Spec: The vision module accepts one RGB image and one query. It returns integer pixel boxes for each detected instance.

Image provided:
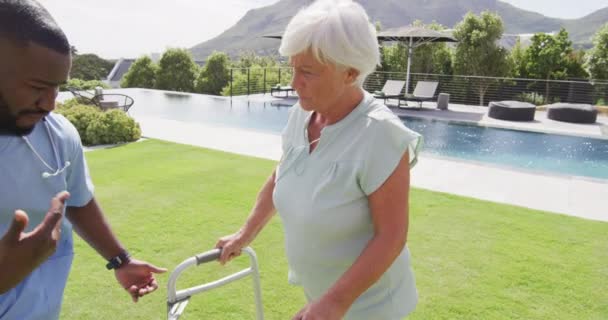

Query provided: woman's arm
[216,170,277,264]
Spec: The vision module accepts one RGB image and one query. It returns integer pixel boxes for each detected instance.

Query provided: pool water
[98,89,608,180]
[402,117,608,180]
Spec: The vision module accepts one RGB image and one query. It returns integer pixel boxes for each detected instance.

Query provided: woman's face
[290,50,353,113]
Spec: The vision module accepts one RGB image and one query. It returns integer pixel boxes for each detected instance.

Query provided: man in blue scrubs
[0,1,166,318]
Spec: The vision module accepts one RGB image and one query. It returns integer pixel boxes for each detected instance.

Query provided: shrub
[57,104,100,137]
[56,103,141,146]
[85,110,141,146]
[57,98,87,109]
[515,92,545,105]
[60,78,110,91]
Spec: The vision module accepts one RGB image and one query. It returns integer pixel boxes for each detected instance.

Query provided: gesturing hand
[0,191,70,293]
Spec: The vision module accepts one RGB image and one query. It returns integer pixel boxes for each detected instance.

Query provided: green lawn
[61,140,608,319]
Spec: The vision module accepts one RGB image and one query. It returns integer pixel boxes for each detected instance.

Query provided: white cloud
[37,0,279,59]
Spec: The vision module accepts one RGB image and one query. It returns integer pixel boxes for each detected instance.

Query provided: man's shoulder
[46,112,81,143]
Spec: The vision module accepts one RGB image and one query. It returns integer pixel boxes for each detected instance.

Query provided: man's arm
[66,198,166,302]
[66,198,124,260]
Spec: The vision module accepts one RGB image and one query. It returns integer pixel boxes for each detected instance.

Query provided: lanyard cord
[21,118,62,173]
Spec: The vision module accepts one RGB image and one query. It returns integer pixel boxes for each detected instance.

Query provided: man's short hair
[0,0,70,55]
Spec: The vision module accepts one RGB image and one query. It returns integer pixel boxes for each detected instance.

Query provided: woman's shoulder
[281,103,310,142]
[362,99,406,130]
[359,97,421,143]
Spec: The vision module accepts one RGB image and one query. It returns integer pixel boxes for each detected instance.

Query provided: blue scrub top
[0,113,94,319]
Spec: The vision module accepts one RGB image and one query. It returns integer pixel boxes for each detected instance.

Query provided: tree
[380,43,409,73]
[70,53,115,81]
[432,43,453,76]
[585,23,608,80]
[60,79,109,91]
[121,56,157,89]
[233,50,278,69]
[566,50,589,79]
[453,12,510,106]
[413,22,453,75]
[155,48,198,92]
[509,37,526,78]
[196,51,231,95]
[374,21,382,33]
[378,21,453,75]
[523,28,575,102]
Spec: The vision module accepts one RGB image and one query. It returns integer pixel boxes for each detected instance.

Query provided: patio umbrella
[263,26,457,94]
[377,26,457,94]
[262,33,283,40]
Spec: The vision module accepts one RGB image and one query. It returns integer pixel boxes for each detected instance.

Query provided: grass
[61,140,608,319]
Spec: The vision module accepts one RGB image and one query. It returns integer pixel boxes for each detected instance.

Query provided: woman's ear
[345,68,360,85]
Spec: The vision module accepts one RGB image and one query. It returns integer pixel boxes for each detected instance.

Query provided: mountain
[562,7,608,47]
[190,0,608,60]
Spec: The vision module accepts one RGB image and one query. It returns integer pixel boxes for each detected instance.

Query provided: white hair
[279,0,380,87]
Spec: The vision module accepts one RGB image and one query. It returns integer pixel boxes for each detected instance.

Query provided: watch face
[107,252,131,269]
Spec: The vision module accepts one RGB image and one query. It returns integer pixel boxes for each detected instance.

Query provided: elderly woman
[216,0,422,319]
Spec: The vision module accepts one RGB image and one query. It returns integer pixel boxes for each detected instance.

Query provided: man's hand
[114,259,167,302]
[0,191,70,293]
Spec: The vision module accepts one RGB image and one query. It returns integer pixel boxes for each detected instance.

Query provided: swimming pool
[403,118,608,180]
[109,89,608,180]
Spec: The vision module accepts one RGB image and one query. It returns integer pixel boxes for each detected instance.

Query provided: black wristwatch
[106,251,131,270]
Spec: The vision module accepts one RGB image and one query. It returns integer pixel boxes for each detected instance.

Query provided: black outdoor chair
[67,87,135,113]
[270,85,295,98]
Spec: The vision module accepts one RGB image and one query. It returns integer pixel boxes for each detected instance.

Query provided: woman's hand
[292,296,348,320]
[215,170,277,265]
[215,230,251,265]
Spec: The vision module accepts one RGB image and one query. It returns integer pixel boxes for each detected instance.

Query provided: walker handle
[195,248,221,265]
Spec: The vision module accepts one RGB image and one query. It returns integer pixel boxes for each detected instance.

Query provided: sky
[37,0,607,60]
[37,0,279,59]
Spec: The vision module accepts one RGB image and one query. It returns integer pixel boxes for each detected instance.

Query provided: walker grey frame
[167,247,264,320]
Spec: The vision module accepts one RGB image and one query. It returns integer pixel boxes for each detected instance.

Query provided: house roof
[107,58,135,82]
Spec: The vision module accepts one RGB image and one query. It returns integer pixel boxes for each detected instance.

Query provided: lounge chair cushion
[547,103,597,124]
[488,101,536,121]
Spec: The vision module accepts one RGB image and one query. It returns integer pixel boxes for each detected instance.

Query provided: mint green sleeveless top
[273,92,422,319]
